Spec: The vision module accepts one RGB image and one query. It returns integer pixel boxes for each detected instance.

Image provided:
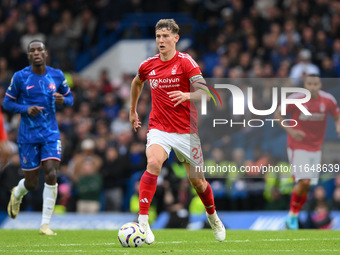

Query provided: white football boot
[138,215,155,244]
[40,224,57,236]
[206,211,226,242]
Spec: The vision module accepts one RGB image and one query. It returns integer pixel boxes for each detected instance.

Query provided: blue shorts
[18,140,62,171]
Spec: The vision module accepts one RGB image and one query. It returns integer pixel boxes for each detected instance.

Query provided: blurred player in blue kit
[3,40,73,235]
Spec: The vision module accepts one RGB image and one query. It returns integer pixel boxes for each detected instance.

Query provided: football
[118,222,146,247]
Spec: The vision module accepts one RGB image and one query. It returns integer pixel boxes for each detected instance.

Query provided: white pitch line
[2,237,340,249]
[0,250,86,253]
[261,238,340,242]
[1,249,338,254]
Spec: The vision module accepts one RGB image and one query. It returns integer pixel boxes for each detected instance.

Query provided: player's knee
[189,178,206,193]
[45,169,58,184]
[24,178,39,190]
[146,157,162,175]
[299,179,311,191]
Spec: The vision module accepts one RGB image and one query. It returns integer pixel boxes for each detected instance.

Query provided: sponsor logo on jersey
[48,83,56,91]
[320,103,325,112]
[149,79,159,89]
[149,70,156,76]
[299,112,325,121]
[26,85,35,90]
[149,78,180,89]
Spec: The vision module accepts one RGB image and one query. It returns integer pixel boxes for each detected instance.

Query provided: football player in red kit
[275,74,340,229]
[0,107,11,170]
[129,19,225,243]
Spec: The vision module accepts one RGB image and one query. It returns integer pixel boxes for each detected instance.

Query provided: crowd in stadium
[1,0,340,228]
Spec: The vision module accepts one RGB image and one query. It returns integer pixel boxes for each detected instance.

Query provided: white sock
[41,183,58,226]
[138,214,148,223]
[14,179,28,199]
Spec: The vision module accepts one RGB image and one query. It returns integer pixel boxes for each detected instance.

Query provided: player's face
[156,28,179,55]
[304,76,322,98]
[27,42,48,67]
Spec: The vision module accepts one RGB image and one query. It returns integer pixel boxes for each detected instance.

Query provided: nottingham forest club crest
[171,65,178,75]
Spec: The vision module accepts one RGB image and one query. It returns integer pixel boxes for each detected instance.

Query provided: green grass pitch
[0,229,339,255]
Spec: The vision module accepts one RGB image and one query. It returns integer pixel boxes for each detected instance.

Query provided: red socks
[289,191,308,214]
[139,171,216,215]
[196,182,216,215]
[139,171,158,215]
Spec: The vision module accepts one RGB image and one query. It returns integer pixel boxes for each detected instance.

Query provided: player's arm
[191,78,212,101]
[168,77,211,107]
[53,91,73,106]
[274,107,305,141]
[3,75,29,114]
[4,74,44,116]
[54,75,74,106]
[333,114,340,138]
[129,75,145,132]
[4,95,44,116]
[4,93,44,117]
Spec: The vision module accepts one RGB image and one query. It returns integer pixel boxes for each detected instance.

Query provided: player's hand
[289,129,306,141]
[129,111,141,132]
[336,124,340,138]
[168,91,190,107]
[53,93,65,105]
[27,106,44,116]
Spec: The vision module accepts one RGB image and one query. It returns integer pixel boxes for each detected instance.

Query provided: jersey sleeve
[57,70,71,96]
[182,54,202,83]
[56,70,73,107]
[5,73,20,100]
[327,94,340,118]
[3,72,29,114]
[138,61,147,82]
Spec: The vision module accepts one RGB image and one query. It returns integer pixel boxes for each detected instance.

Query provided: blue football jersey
[4,66,73,144]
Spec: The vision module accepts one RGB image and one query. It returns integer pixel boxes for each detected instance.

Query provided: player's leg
[8,143,40,219]
[39,141,61,235]
[286,179,310,229]
[173,133,225,241]
[185,163,226,241]
[40,159,59,235]
[139,138,169,244]
[286,149,320,229]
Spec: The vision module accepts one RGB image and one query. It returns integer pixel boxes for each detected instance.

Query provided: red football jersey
[0,108,7,141]
[286,90,340,151]
[138,51,202,134]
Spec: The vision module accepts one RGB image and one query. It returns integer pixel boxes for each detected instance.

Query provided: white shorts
[287,148,321,185]
[146,129,203,169]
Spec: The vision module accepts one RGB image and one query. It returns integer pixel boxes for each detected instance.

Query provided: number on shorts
[192,145,202,160]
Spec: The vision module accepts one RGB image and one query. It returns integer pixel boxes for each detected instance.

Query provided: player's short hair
[304,74,321,85]
[155,19,180,34]
[27,40,46,52]
[306,74,320,78]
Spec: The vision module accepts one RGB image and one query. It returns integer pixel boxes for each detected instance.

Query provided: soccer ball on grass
[118,222,146,247]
